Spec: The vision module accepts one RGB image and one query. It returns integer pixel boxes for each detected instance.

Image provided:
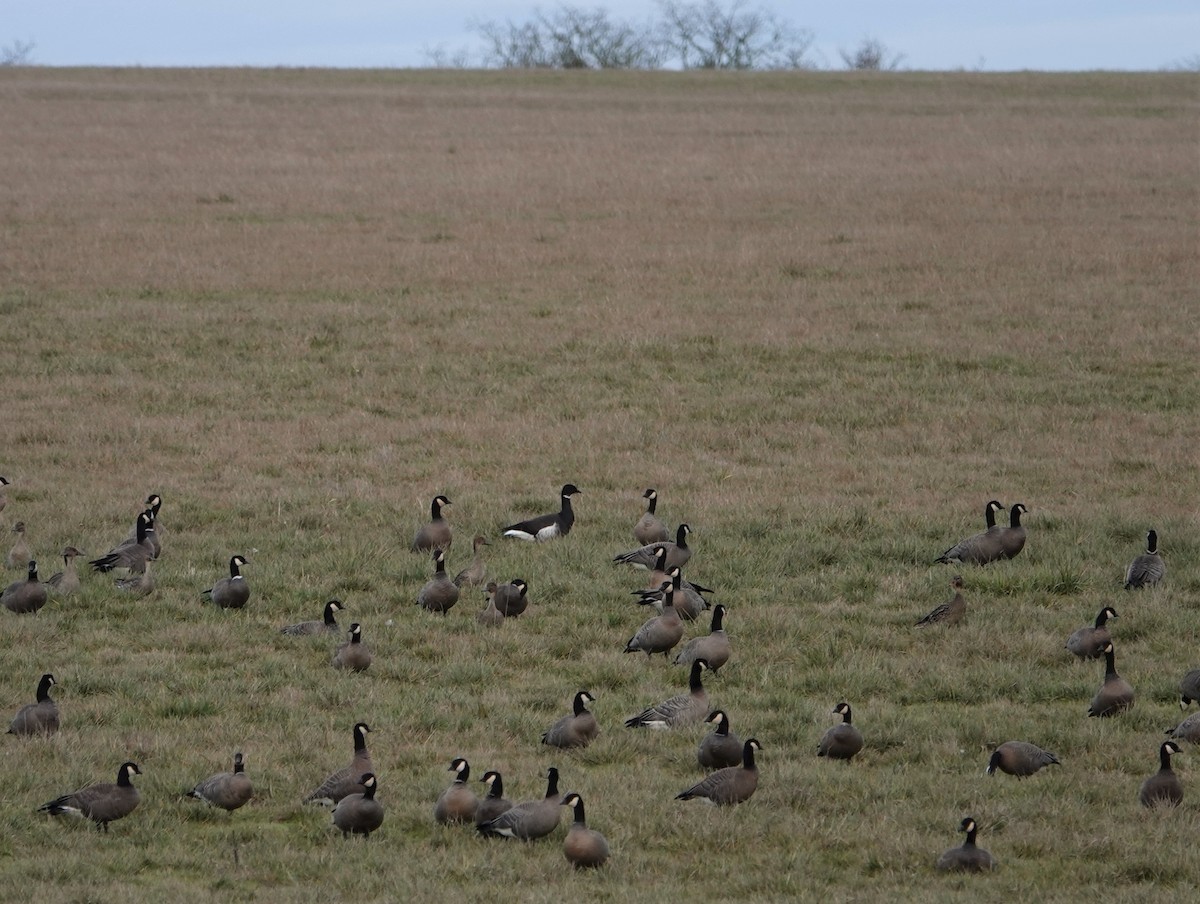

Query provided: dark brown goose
[1139,741,1184,808]
[1125,529,1165,589]
[614,523,692,570]
[1087,642,1134,717]
[39,761,141,832]
[493,578,529,617]
[935,817,997,872]
[1065,606,1118,660]
[90,511,155,574]
[186,752,253,812]
[624,581,684,658]
[416,549,459,614]
[915,575,966,627]
[453,535,490,588]
[477,766,562,839]
[203,555,250,609]
[281,599,344,636]
[503,484,581,542]
[935,500,1005,565]
[561,793,609,868]
[45,546,84,596]
[633,488,670,546]
[333,772,385,838]
[475,770,512,827]
[412,495,452,554]
[332,623,372,672]
[817,702,864,761]
[986,741,1060,778]
[304,722,372,805]
[1178,669,1200,709]
[996,503,1028,560]
[6,521,30,570]
[2,560,48,614]
[434,757,479,824]
[625,659,708,729]
[697,709,743,769]
[674,604,730,674]
[542,691,600,749]
[677,738,762,805]
[8,673,59,736]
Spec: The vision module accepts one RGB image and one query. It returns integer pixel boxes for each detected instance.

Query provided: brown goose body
[477,767,562,840]
[475,770,512,827]
[1139,742,1184,808]
[412,495,452,554]
[561,793,609,868]
[126,494,164,559]
[333,772,385,838]
[2,560,48,614]
[477,584,505,626]
[90,512,155,574]
[633,488,670,546]
[45,546,84,596]
[677,738,761,805]
[8,673,59,736]
[187,752,253,812]
[203,555,250,609]
[986,741,1060,778]
[935,817,996,872]
[697,709,743,769]
[614,523,692,570]
[637,566,709,621]
[542,691,599,749]
[915,576,966,627]
[818,702,864,761]
[624,582,684,658]
[281,599,344,636]
[115,558,155,596]
[434,757,480,825]
[1088,643,1134,717]
[1065,606,1118,660]
[1125,529,1165,589]
[332,623,372,672]
[935,501,1006,565]
[305,722,372,805]
[6,521,30,569]
[452,535,490,588]
[674,604,730,673]
[625,659,709,729]
[995,503,1028,560]
[417,550,459,614]
[1166,712,1200,743]
[493,578,529,617]
[39,761,142,832]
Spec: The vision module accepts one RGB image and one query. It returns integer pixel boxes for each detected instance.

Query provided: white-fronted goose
[412,495,452,553]
[3,560,48,614]
[935,501,1005,565]
[697,710,743,769]
[986,741,1060,778]
[417,549,459,614]
[475,770,512,828]
[915,576,966,628]
[503,484,581,542]
[1125,529,1165,589]
[1065,606,1118,660]
[45,546,85,596]
[304,722,372,805]
[281,600,344,636]
[333,772,385,838]
[674,604,730,674]
[493,578,529,617]
[434,757,479,825]
[1139,741,1184,808]
[477,767,562,839]
[477,584,505,627]
[39,761,141,832]
[633,488,670,546]
[561,793,609,868]
[115,558,155,596]
[332,623,372,672]
[6,521,30,570]
[625,659,708,729]
[202,555,250,609]
[625,581,684,658]
[614,523,692,570]
[677,738,762,805]
[542,691,599,749]
[453,535,490,588]
[8,673,59,736]
[817,702,864,761]
[186,752,253,812]
[935,817,997,872]
[90,511,155,574]
[1088,642,1134,717]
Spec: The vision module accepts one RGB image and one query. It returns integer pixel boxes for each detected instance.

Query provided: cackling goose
[477,766,563,840]
[697,710,743,769]
[493,578,529,618]
[676,738,762,805]
[8,673,59,736]
[625,659,709,729]
[39,761,141,832]
[674,604,730,674]
[935,817,997,872]
[986,741,1060,778]
[1139,741,1184,808]
[305,722,372,805]
[624,581,684,658]
[412,495,452,554]
[561,793,610,868]
[186,752,253,812]
[332,772,385,838]
[817,702,864,761]
[614,523,692,570]
[332,623,372,672]
[281,599,344,636]
[202,555,250,609]
[633,488,670,546]
[1125,529,1165,589]
[2,560,48,614]
[416,549,459,614]
[1087,642,1134,717]
[935,501,1005,565]
[541,691,599,749]
[90,511,155,574]
[1065,606,1118,660]
[475,770,512,828]
[434,757,479,824]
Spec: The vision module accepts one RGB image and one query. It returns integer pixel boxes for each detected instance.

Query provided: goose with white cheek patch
[503,484,581,542]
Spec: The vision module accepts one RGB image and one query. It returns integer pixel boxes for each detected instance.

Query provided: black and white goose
[477,767,563,840]
[676,738,762,806]
[186,752,253,812]
[39,761,142,832]
[202,555,250,609]
[412,495,453,553]
[935,500,1005,565]
[333,772,385,838]
[434,757,479,825]
[281,600,344,636]
[625,659,709,729]
[614,523,692,570]
[503,484,581,542]
[2,560,48,614]
[8,673,60,736]
[1125,529,1165,589]
[633,488,670,546]
[90,511,155,574]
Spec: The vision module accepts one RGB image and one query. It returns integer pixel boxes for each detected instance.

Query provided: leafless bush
[0,39,35,66]
[839,37,904,71]
[473,6,663,69]
[655,0,814,69]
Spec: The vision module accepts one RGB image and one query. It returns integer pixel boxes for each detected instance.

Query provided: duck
[676,738,762,805]
[697,710,743,769]
[624,581,684,658]
[7,673,59,736]
[915,575,966,627]
[1177,669,1200,709]
[475,770,513,828]
[202,555,250,609]
[115,558,155,596]
[996,503,1028,560]
[477,766,563,839]
[503,484,581,542]
[6,521,31,570]
[1065,606,1118,660]
[935,500,1006,565]
[280,599,344,636]
[561,793,609,868]
[476,584,505,627]
[45,546,85,596]
[817,702,864,761]
[416,549,459,614]
[614,523,692,570]
[625,659,709,729]
[90,511,155,574]
[935,817,997,872]
[332,623,372,672]
[434,757,479,825]
[633,488,670,546]
[304,722,372,805]
[1165,712,1200,744]
[1139,741,1184,808]
[2,560,48,614]
[452,535,490,588]
[493,578,529,617]
[39,761,142,833]
[332,772,384,839]
[542,691,600,749]
[1087,642,1134,717]
[1125,529,1165,589]
[186,752,253,812]
[674,604,731,674]
[985,741,1060,778]
[412,495,452,554]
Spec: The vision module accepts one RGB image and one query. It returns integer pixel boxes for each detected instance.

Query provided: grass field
[0,67,1197,902]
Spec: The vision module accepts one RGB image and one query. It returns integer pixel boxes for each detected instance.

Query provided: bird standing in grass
[45,546,85,596]
[633,488,670,546]
[676,738,762,805]
[333,772,384,838]
[935,501,1005,565]
[541,691,599,749]
[817,702,864,761]
[935,817,997,872]
[985,741,1060,778]
[186,752,253,812]
[625,659,709,729]
[305,723,372,805]
[1087,642,1134,717]
[561,793,609,868]
[1139,741,1184,808]
[417,549,459,614]
[915,576,966,628]
[2,560,48,614]
[281,600,344,636]
[434,757,479,825]
[412,495,452,553]
[202,555,250,609]
[453,535,490,589]
[614,523,692,570]
[624,581,684,659]
[697,710,743,769]
[39,761,142,833]
[1125,529,1165,589]
[477,766,563,840]
[90,511,155,574]
[6,521,31,570]
[503,484,581,542]
[332,623,372,672]
[475,771,512,828]
[1065,606,1118,660]
[674,604,730,673]
[8,673,59,736]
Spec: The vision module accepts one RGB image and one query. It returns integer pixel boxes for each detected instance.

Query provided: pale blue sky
[5,1,1198,70]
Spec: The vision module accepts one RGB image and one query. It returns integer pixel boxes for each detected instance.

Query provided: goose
[1065,606,1118,660]
[542,691,600,749]
[3,560,48,614]
[434,757,479,824]
[304,722,372,805]
[186,752,253,812]
[280,600,344,636]
[561,793,609,868]
[114,558,155,596]
[6,521,30,570]
[985,741,1060,778]
[1087,642,1134,717]
[697,710,743,769]
[39,761,142,832]
[202,555,250,609]
[1139,741,1184,808]
[1125,529,1165,589]
[614,523,692,570]
[996,503,1028,560]
[636,566,709,621]
[8,673,59,736]
[915,575,966,628]
[333,772,384,838]
[676,738,762,805]
[90,511,155,574]
[477,584,505,627]
[935,817,997,872]
[625,659,709,729]
[633,488,670,546]
[412,495,452,554]
[332,623,372,672]
[935,500,1005,565]
[674,604,730,674]
[624,581,684,658]
[45,546,85,596]
[452,535,490,588]
[416,549,459,614]
[503,484,581,542]
[475,770,512,828]
[0,476,8,515]
[817,702,864,761]
[493,578,529,617]
[1177,669,1200,709]
[477,766,562,840]
[1165,712,1200,744]
[126,494,164,559]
